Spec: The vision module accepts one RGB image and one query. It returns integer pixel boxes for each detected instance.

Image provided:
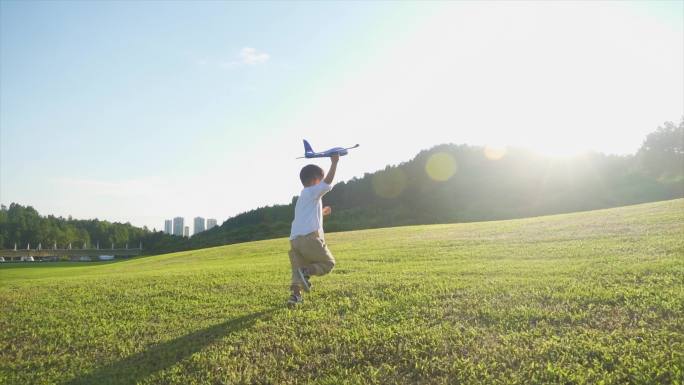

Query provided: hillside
[1,199,682,384]
[3,122,682,255]
[189,142,683,250]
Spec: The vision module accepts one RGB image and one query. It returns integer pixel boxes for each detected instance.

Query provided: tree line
[0,204,186,252]
[189,119,683,244]
[1,120,682,254]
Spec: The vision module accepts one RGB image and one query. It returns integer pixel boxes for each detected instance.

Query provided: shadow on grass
[65,308,277,385]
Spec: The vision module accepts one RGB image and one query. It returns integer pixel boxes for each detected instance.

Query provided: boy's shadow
[65,308,278,385]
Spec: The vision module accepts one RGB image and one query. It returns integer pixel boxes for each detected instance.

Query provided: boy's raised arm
[323,154,339,185]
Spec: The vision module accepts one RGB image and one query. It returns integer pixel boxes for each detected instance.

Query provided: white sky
[1,1,682,230]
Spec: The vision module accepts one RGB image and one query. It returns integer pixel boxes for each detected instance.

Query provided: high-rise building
[183,226,190,237]
[207,218,218,230]
[173,217,184,236]
[164,220,172,234]
[194,217,206,235]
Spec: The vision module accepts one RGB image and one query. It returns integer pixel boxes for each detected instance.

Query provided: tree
[2,124,682,254]
[638,119,684,179]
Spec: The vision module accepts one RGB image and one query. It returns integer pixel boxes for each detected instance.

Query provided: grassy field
[1,199,683,385]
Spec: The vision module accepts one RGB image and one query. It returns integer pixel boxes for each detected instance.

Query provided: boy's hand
[323,206,332,216]
[330,154,340,163]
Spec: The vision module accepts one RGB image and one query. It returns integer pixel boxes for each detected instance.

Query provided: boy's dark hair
[300,164,324,186]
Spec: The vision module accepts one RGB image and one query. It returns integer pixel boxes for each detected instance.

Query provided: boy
[287,154,340,307]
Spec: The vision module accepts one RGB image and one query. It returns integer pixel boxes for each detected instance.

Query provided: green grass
[1,199,683,385]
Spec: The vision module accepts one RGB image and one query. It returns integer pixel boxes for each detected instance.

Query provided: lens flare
[372,168,407,198]
[484,145,507,160]
[425,152,457,181]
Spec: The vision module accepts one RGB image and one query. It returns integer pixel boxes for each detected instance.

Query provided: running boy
[287,154,339,307]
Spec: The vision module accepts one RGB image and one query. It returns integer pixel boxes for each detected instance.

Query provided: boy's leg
[288,242,307,292]
[297,232,336,276]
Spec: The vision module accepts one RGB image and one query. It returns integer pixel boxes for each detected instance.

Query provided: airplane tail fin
[303,139,314,155]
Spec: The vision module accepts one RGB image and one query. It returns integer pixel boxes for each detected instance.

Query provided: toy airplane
[298,139,360,159]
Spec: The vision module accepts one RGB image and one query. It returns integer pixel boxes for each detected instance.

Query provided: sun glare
[528,142,593,158]
[425,153,457,181]
[372,168,408,198]
[484,145,507,160]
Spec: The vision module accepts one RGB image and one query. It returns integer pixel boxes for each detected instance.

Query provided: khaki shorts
[289,231,336,288]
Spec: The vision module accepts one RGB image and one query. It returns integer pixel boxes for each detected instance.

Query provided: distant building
[183,226,190,237]
[194,217,206,235]
[173,217,184,236]
[164,220,172,234]
[207,218,218,230]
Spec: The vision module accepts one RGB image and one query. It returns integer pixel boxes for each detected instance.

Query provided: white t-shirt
[290,181,333,239]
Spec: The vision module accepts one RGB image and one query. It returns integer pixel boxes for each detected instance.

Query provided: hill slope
[189,143,683,250]
[1,199,683,384]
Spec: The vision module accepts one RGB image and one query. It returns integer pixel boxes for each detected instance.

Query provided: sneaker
[297,267,312,292]
[287,293,303,308]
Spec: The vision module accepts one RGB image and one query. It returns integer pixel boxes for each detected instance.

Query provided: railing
[0,247,143,262]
